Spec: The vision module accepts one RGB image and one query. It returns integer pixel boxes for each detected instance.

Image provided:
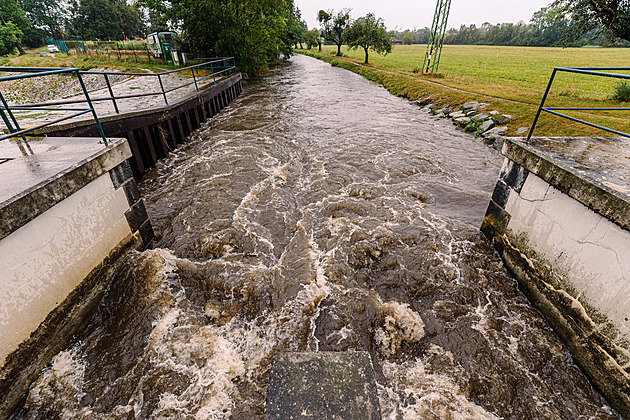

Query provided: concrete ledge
[265,352,381,420]
[0,137,132,240]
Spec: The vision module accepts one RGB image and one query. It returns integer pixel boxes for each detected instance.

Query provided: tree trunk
[15,39,25,55]
[336,43,342,56]
[364,47,369,64]
[318,41,322,52]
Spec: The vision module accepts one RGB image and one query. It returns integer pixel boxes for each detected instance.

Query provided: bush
[612,81,630,102]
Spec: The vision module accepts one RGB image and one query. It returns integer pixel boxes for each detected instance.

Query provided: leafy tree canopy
[141,0,297,75]
[554,0,630,41]
[344,13,392,64]
[282,6,307,50]
[19,0,65,39]
[68,0,145,40]
[0,0,29,54]
[317,8,350,56]
[305,28,320,49]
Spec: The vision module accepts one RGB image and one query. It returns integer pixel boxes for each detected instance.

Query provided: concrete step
[265,351,381,420]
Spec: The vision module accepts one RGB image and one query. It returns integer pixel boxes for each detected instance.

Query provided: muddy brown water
[14,55,618,419]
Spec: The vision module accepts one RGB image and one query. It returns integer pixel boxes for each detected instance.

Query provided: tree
[401,29,414,45]
[317,8,350,56]
[69,0,145,40]
[141,0,295,74]
[0,22,23,55]
[20,0,65,40]
[305,28,320,49]
[0,0,29,55]
[344,13,392,64]
[282,6,306,50]
[554,0,630,42]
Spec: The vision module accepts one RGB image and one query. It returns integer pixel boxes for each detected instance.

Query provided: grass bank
[298,45,630,137]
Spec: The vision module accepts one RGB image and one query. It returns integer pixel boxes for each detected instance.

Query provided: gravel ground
[0,68,129,105]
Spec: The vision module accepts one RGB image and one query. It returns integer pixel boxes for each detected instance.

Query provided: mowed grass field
[300,44,630,137]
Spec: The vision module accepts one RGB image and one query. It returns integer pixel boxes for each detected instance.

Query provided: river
[14,54,618,419]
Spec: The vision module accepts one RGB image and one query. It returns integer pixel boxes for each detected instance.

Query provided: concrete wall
[0,137,153,417]
[482,138,630,417]
[0,173,131,362]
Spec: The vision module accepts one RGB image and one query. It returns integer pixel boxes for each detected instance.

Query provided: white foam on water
[379,348,501,420]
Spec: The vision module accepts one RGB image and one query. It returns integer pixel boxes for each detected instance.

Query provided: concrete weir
[482,137,630,417]
[37,73,243,178]
[0,136,153,417]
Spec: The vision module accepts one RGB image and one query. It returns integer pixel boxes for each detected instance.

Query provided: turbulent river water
[15,55,618,419]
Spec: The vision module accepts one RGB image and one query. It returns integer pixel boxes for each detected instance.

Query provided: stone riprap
[415,99,513,150]
[265,352,381,420]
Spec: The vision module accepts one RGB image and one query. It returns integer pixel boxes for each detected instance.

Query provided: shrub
[612,81,630,102]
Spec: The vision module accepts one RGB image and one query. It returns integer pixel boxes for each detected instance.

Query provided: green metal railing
[528,67,630,141]
[0,57,236,149]
[0,68,107,146]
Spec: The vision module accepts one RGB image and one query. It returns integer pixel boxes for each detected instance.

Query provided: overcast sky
[297,0,554,31]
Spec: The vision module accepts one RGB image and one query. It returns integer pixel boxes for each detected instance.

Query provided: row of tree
[1,0,628,73]
[386,6,628,48]
[0,0,146,56]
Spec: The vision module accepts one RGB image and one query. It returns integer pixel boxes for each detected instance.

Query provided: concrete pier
[0,136,153,417]
[482,136,630,417]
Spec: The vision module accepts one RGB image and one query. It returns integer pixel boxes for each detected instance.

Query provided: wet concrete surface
[525,136,630,195]
[0,137,120,204]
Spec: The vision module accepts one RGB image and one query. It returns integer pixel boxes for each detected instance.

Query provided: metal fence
[0,68,107,146]
[528,67,630,141]
[0,57,236,147]
[46,37,159,64]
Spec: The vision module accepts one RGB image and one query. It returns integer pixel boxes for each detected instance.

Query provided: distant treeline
[389,7,629,48]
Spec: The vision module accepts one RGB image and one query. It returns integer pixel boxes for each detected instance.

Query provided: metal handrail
[0,57,236,141]
[528,67,630,141]
[0,68,107,145]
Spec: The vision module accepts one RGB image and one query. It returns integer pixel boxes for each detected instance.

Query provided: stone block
[265,352,381,420]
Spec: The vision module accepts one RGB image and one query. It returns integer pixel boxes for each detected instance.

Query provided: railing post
[158,74,168,105]
[103,73,120,114]
[528,68,557,142]
[211,63,216,82]
[192,66,199,91]
[0,91,26,142]
[76,70,108,146]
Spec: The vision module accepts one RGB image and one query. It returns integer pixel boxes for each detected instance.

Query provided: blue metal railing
[0,57,236,146]
[528,67,630,141]
[0,68,107,145]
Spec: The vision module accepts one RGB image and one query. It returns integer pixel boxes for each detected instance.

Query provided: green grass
[0,49,177,74]
[612,81,630,102]
[298,45,630,137]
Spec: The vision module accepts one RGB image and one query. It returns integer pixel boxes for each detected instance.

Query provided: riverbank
[298,45,630,138]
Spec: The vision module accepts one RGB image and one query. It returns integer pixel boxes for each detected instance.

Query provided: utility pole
[422,0,452,74]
